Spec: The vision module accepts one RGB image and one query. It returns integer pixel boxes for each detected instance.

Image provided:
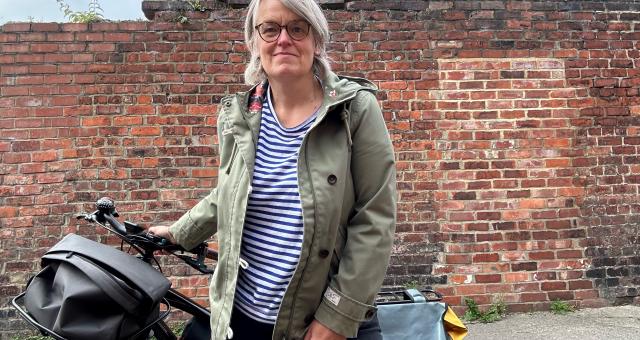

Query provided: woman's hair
[243,0,332,85]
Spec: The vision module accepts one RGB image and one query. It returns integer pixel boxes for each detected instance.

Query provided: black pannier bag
[23,233,171,340]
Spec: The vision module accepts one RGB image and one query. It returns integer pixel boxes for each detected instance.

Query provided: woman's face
[255,0,316,82]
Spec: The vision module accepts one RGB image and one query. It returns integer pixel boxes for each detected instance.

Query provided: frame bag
[22,233,171,340]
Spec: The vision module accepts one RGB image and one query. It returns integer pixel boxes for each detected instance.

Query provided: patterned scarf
[248,81,268,115]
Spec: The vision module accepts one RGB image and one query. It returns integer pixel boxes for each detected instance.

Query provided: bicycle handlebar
[77,197,218,273]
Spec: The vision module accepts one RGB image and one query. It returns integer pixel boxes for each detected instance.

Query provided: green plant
[463,297,507,323]
[403,280,420,289]
[550,299,575,315]
[186,0,207,12]
[56,0,105,23]
[148,322,185,339]
[171,321,186,336]
[174,14,189,24]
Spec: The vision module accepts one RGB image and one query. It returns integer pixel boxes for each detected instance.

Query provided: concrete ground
[466,305,640,340]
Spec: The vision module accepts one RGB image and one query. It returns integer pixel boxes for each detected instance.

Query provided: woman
[149,0,396,339]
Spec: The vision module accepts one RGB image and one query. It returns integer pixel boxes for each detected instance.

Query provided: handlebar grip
[102,212,127,235]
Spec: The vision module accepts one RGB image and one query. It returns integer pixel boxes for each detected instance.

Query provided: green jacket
[169,72,396,339]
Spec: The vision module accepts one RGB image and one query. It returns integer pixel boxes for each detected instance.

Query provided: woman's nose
[276,27,293,45]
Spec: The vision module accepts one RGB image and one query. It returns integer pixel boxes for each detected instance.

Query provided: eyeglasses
[254,20,311,43]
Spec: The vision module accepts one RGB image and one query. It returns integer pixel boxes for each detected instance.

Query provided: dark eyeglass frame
[254,20,312,43]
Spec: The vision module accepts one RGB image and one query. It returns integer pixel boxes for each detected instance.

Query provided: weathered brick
[473,253,500,263]
[0,2,639,323]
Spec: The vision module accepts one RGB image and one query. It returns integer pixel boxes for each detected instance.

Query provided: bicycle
[11,197,464,340]
[12,197,216,340]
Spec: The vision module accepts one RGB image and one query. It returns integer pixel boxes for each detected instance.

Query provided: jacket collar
[320,71,378,108]
[241,71,378,121]
[226,72,378,175]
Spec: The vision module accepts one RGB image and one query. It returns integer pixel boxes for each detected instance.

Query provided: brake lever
[76,211,99,222]
[175,253,214,274]
[141,235,212,273]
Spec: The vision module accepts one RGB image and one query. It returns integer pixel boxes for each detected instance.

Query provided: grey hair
[243,0,332,85]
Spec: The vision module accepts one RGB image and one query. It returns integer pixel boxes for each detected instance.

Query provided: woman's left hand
[303,320,346,340]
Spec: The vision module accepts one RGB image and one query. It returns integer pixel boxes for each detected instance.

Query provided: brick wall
[1,0,640,335]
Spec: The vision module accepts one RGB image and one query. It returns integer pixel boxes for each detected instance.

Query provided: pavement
[465,305,640,340]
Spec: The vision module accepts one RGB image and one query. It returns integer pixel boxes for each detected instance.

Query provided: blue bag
[377,289,450,340]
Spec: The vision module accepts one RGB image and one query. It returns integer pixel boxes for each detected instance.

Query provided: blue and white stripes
[234,88,317,324]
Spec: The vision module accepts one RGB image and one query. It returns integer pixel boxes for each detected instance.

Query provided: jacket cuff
[168,211,202,250]
[314,286,377,338]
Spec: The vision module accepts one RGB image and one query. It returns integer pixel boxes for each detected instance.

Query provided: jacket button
[318,249,330,258]
[304,314,314,324]
[327,174,337,185]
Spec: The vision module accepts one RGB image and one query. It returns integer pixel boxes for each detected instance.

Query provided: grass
[550,299,575,315]
[463,297,507,323]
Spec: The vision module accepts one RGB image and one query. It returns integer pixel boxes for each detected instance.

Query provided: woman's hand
[147,225,177,244]
[304,320,346,340]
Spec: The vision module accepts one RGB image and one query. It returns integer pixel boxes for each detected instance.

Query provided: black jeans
[229,307,382,340]
[229,307,275,339]
[349,314,382,340]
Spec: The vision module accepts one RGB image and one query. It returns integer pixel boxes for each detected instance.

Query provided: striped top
[234,87,317,324]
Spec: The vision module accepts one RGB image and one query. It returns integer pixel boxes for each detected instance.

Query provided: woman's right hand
[147,225,177,244]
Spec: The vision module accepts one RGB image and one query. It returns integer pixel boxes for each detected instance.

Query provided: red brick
[568,280,593,290]
[1,5,639,312]
[446,254,472,264]
[15,184,43,196]
[548,291,575,301]
[504,272,530,283]
[455,285,486,296]
[32,151,57,162]
[127,105,155,115]
[476,274,502,283]
[574,291,600,301]
[0,207,19,218]
[520,292,547,302]
[473,253,500,263]
[541,282,566,291]
[131,127,161,136]
[557,250,583,259]
[529,251,555,260]
[31,43,60,53]
[36,173,65,184]
[3,153,31,163]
